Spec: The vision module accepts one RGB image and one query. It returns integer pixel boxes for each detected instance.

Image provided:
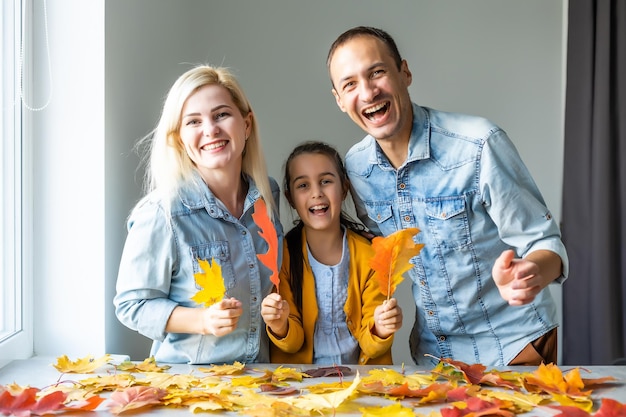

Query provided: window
[0,0,32,366]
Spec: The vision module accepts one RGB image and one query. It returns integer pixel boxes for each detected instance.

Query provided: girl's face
[287,153,347,234]
[179,84,251,179]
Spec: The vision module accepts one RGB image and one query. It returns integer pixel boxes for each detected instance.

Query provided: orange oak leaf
[369,228,424,299]
[252,199,280,292]
[108,386,167,415]
[191,258,226,307]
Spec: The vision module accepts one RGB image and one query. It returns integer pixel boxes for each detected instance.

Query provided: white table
[1,357,625,415]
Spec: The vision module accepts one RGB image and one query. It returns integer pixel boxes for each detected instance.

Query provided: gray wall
[104,0,566,364]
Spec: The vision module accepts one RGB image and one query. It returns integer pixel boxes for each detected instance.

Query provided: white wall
[32,0,566,365]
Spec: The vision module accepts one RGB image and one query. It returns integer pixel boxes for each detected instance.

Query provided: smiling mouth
[309,204,329,214]
[362,102,389,121]
[202,140,227,151]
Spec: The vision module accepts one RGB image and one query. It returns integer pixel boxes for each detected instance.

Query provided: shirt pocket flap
[364,202,393,224]
[424,197,465,220]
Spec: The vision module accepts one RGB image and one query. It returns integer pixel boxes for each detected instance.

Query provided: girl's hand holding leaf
[261,293,290,338]
[202,297,242,337]
[373,298,403,339]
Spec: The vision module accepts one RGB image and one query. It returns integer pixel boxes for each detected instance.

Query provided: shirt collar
[366,102,431,168]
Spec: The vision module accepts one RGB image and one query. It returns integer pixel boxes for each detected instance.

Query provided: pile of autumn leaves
[1,355,624,416]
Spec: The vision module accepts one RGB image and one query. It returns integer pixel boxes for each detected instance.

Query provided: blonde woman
[114,65,282,364]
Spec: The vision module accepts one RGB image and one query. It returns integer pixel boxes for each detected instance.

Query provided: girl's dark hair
[283,141,366,313]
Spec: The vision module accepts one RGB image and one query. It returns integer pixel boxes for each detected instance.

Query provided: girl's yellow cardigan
[268,228,394,365]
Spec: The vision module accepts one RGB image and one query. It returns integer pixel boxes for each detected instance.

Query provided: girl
[261,141,402,365]
[114,65,283,364]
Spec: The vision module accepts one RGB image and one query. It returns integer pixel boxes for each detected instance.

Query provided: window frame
[0,0,33,367]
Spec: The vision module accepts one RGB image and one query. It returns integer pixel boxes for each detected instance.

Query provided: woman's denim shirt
[345,103,569,366]
[114,173,283,364]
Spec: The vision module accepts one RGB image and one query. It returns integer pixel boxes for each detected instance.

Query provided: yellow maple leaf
[269,366,309,383]
[133,372,198,390]
[198,361,246,375]
[361,367,407,386]
[283,371,361,412]
[191,258,226,307]
[369,228,424,298]
[116,356,171,373]
[360,402,417,416]
[77,373,136,393]
[52,354,112,373]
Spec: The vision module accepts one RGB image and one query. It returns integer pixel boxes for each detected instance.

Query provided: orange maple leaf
[252,199,280,292]
[369,228,424,298]
[191,258,226,307]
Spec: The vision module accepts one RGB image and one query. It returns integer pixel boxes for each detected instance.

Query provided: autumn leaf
[441,396,517,417]
[134,372,199,390]
[303,365,352,378]
[241,401,311,417]
[252,199,280,292]
[78,373,136,392]
[191,258,226,307]
[116,356,171,373]
[360,402,417,417]
[270,366,310,383]
[53,353,112,373]
[369,228,424,298]
[282,371,361,412]
[0,386,39,416]
[108,386,167,415]
[259,384,300,395]
[523,363,587,395]
[198,361,246,375]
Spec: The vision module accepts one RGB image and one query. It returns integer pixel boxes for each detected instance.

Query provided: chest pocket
[424,197,470,250]
[190,241,235,291]
[364,202,398,237]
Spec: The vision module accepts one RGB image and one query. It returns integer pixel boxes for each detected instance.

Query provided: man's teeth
[364,102,386,114]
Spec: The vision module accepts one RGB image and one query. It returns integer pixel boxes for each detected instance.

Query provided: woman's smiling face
[179,84,251,177]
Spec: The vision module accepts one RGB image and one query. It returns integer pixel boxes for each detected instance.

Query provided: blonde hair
[139,64,276,218]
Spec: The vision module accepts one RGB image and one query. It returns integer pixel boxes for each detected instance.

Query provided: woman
[114,65,283,364]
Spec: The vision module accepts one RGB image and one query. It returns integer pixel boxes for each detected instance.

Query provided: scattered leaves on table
[1,354,624,416]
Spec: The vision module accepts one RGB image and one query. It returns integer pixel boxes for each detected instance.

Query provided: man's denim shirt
[345,103,569,366]
[114,173,283,364]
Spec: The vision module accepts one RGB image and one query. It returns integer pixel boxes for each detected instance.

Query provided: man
[327,26,568,366]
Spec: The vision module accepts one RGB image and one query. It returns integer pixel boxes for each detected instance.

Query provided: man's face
[329,35,413,143]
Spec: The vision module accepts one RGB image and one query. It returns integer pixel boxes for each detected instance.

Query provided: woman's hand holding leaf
[202,297,242,337]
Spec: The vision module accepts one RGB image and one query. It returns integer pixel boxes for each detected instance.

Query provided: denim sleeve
[480,130,569,280]
[113,199,179,341]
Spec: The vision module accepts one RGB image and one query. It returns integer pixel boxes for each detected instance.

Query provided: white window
[0,0,32,366]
